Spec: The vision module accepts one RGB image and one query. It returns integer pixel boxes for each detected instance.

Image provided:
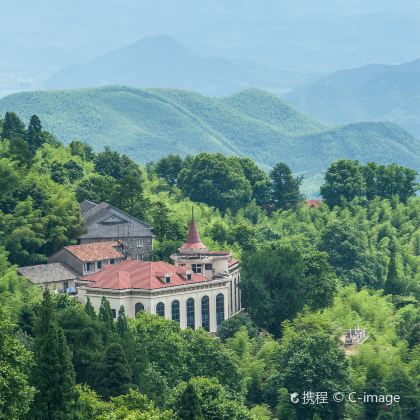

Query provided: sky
[1,0,419,96]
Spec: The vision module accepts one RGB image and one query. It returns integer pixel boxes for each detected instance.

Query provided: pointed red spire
[181,209,207,251]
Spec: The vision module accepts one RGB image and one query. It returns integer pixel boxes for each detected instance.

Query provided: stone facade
[79,200,154,260]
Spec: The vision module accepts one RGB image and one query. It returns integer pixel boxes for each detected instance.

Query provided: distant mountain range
[285,58,420,138]
[1,86,419,193]
[45,36,256,96]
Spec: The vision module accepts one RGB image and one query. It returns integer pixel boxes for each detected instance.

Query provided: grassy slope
[0,86,419,184]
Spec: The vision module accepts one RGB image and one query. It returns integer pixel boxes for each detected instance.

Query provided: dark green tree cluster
[154,153,303,212]
[321,159,418,207]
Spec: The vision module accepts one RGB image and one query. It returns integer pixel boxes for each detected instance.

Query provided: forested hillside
[1,86,419,195]
[285,58,420,138]
[0,112,419,418]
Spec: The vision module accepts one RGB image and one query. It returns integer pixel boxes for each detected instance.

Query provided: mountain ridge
[0,85,418,194]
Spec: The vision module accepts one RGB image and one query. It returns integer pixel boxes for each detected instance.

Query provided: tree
[98,297,116,336]
[1,111,26,142]
[2,112,32,164]
[116,305,128,337]
[275,388,296,420]
[178,153,252,212]
[269,162,303,210]
[303,251,338,311]
[168,377,251,420]
[85,297,96,318]
[278,329,350,419]
[30,289,76,419]
[26,114,44,154]
[178,383,204,420]
[97,343,132,399]
[320,159,367,207]
[235,157,270,206]
[75,173,118,204]
[155,154,185,186]
[217,312,257,341]
[240,244,306,337]
[68,140,95,161]
[319,218,381,289]
[0,307,35,419]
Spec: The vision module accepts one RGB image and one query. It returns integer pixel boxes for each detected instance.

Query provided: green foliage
[217,312,258,341]
[30,290,76,419]
[2,87,419,195]
[321,159,367,207]
[321,159,418,207]
[277,329,350,419]
[167,377,251,420]
[178,153,252,212]
[269,162,303,210]
[97,343,132,399]
[0,306,35,419]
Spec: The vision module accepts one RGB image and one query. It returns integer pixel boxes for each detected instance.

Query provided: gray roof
[18,263,79,284]
[79,200,154,239]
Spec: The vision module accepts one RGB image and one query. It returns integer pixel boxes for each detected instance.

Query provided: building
[79,200,154,260]
[170,216,241,317]
[17,263,79,292]
[49,241,125,276]
[18,241,126,290]
[78,217,242,333]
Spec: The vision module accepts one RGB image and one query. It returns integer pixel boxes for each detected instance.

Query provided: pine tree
[2,111,33,164]
[85,297,96,319]
[97,343,132,399]
[116,305,128,337]
[178,383,204,420]
[26,114,44,154]
[30,289,76,419]
[98,296,116,333]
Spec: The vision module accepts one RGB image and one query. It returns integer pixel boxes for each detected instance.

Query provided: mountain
[3,1,420,98]
[1,86,419,193]
[45,36,252,96]
[285,58,420,137]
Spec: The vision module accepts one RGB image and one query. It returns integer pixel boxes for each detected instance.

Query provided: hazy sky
[1,0,419,95]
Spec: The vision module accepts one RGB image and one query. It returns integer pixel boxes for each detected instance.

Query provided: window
[84,262,94,272]
[135,253,144,260]
[110,259,115,265]
[156,302,165,317]
[191,264,202,274]
[186,298,195,329]
[136,238,144,248]
[201,296,210,332]
[111,309,116,319]
[164,273,171,283]
[171,300,180,323]
[216,293,225,328]
[63,281,69,290]
[135,302,144,316]
[96,261,102,270]
[186,270,193,281]
[204,263,212,270]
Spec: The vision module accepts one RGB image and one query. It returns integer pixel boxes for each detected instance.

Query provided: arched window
[201,296,210,332]
[135,302,144,316]
[186,298,195,329]
[156,302,165,317]
[216,293,225,328]
[171,300,180,323]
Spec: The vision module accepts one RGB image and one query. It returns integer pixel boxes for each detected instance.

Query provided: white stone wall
[80,282,229,333]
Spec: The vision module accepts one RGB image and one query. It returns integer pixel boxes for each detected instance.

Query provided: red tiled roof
[305,199,322,207]
[81,260,208,290]
[65,241,124,262]
[181,217,206,250]
[228,258,240,267]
